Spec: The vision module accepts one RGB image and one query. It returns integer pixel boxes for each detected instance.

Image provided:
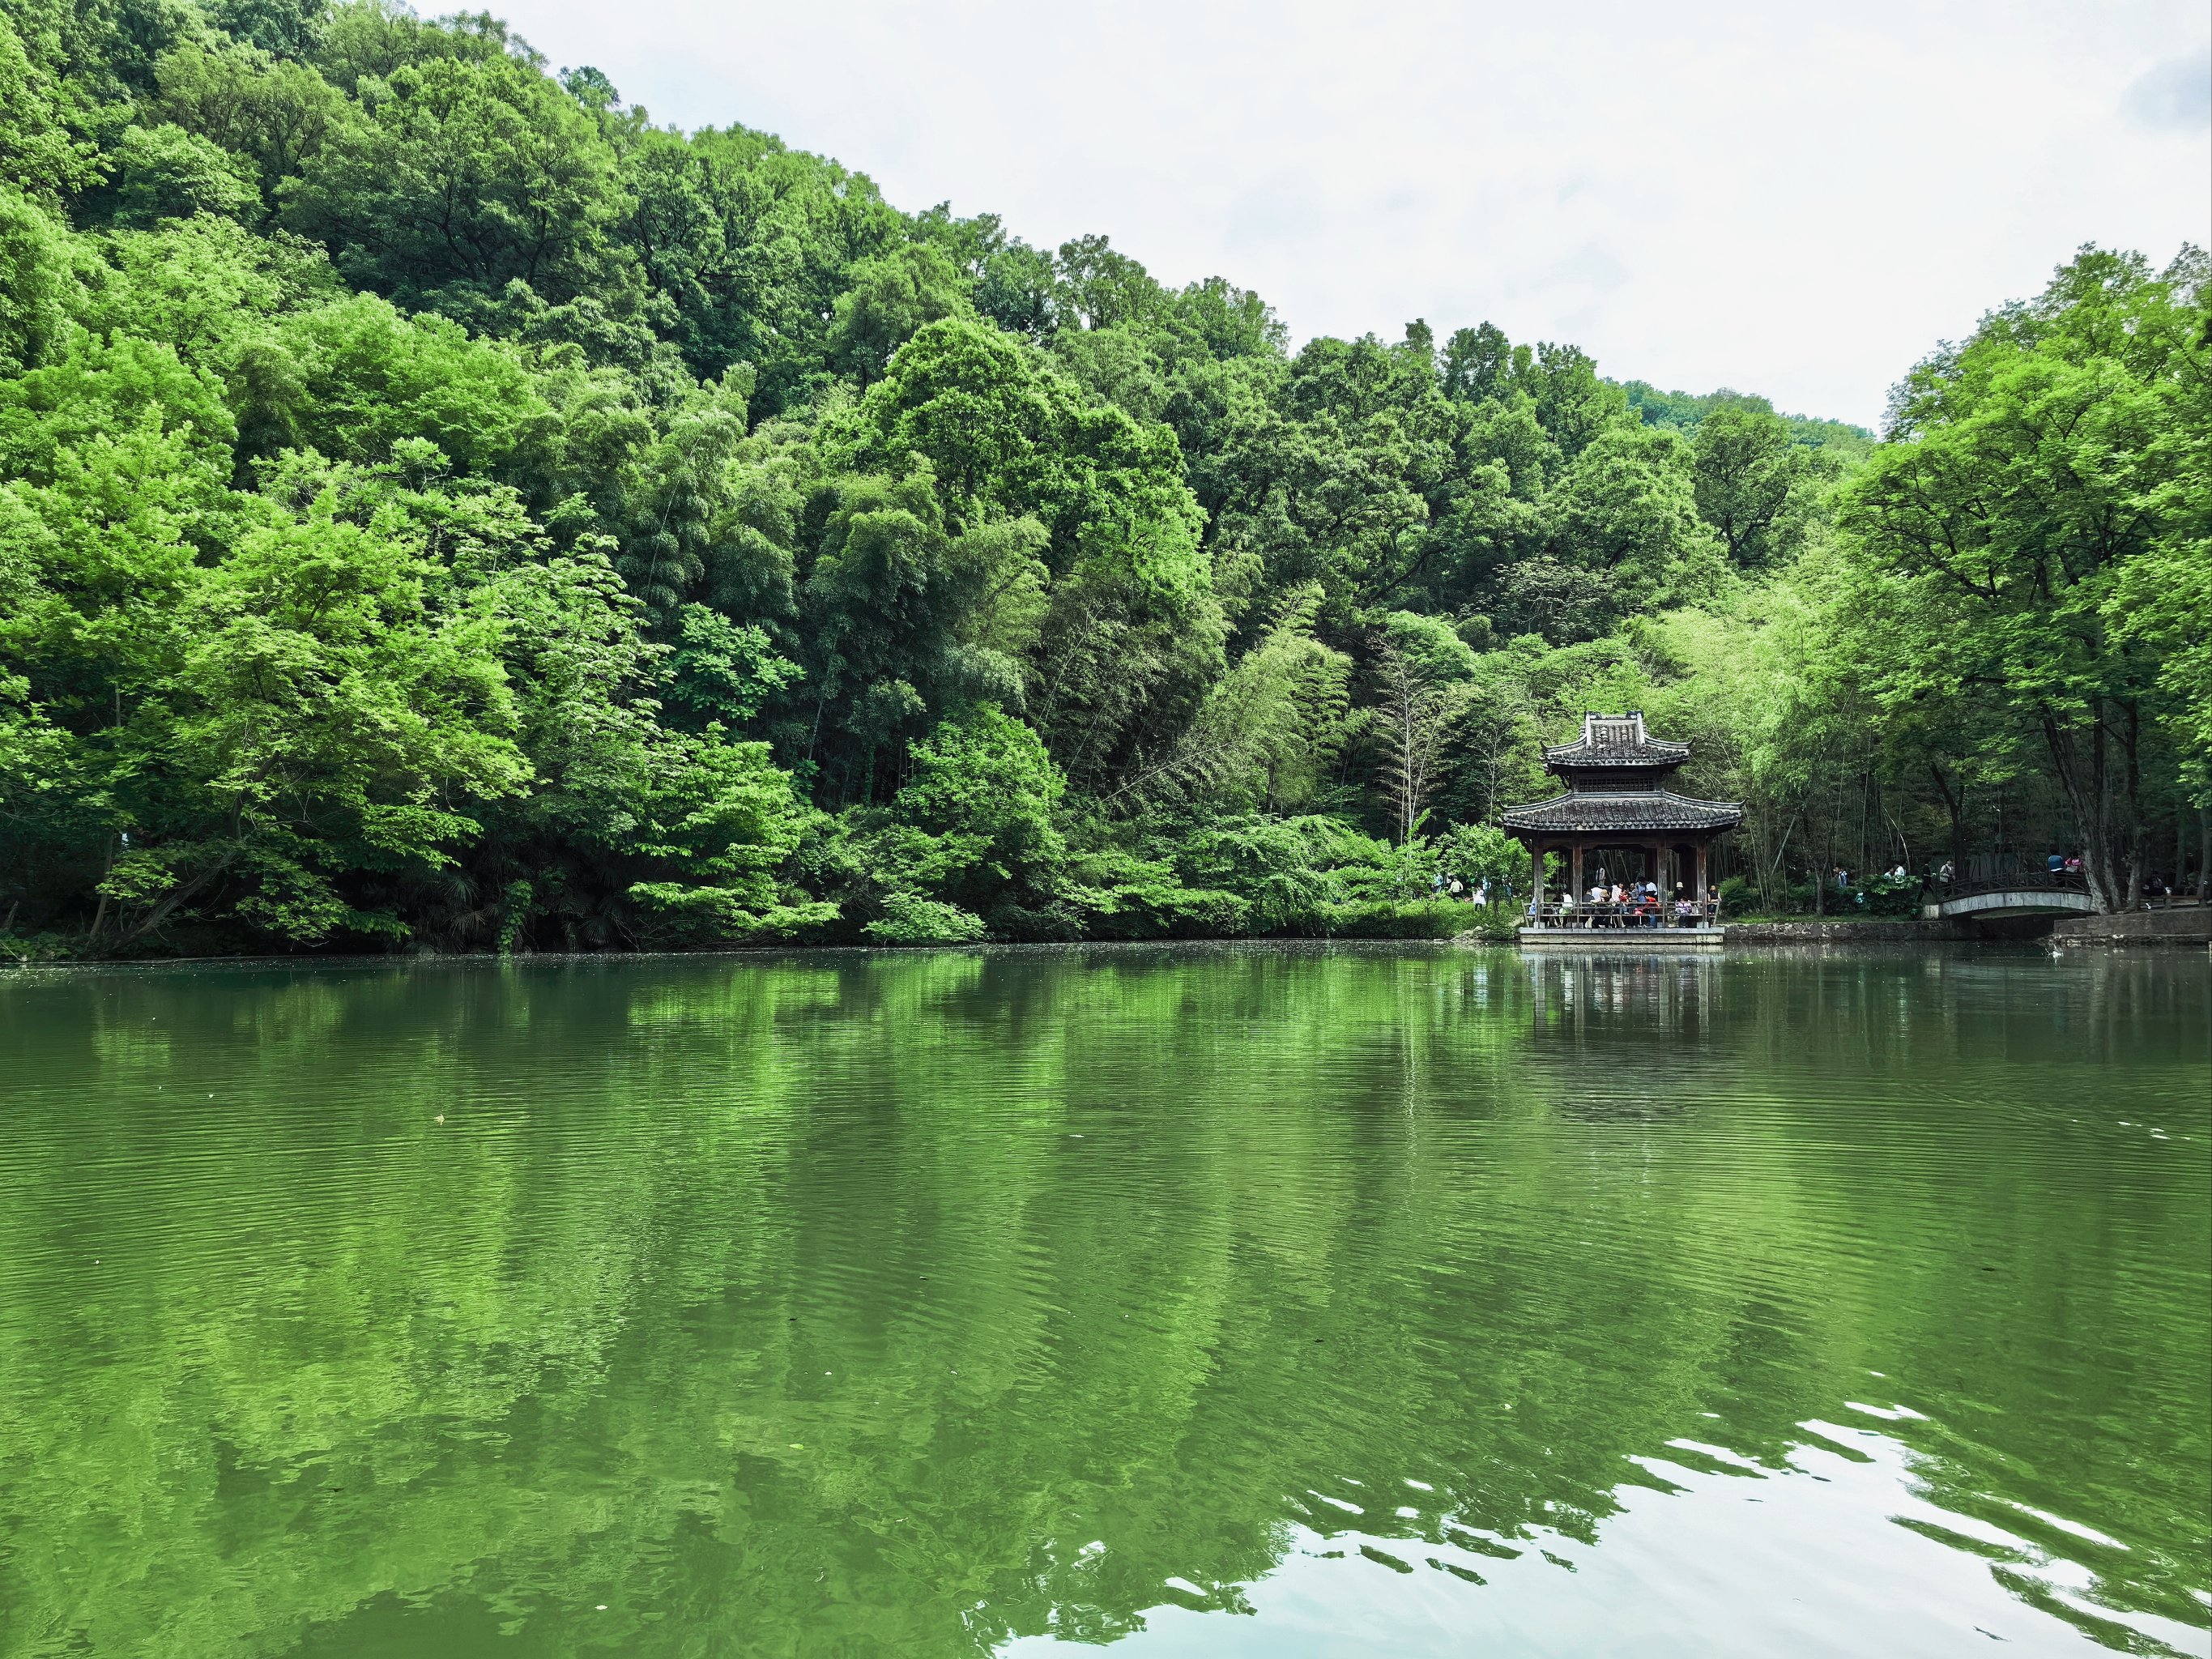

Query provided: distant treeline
[1618,383,1873,461]
[1,0,2204,955]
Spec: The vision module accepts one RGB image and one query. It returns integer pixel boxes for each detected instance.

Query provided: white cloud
[495,0,2209,426]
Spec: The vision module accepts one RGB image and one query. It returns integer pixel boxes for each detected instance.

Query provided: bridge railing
[1933,871,2087,900]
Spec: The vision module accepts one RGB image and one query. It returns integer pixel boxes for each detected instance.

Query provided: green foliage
[872,703,1068,924]
[1434,820,1521,891]
[861,889,986,945]
[1622,380,1874,461]
[1690,403,1830,569]
[1,0,2198,951]
[0,188,71,372]
[0,10,104,205]
[101,121,262,224]
[828,240,969,386]
[622,727,833,945]
[250,291,555,475]
[665,603,798,727]
[1835,246,2209,911]
[283,47,624,306]
[1123,586,1348,814]
[208,0,329,58]
[151,40,350,210]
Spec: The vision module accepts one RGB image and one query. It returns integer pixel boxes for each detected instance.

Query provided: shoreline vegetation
[2,0,2206,962]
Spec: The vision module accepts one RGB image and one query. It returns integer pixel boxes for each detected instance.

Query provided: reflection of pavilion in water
[1525,950,1724,1051]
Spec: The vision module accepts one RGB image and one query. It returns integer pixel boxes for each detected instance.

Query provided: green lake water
[1,945,2206,1657]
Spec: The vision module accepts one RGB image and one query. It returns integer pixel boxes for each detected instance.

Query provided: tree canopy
[1,0,2203,955]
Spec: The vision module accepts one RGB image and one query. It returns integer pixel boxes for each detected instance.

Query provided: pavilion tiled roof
[1500,791,1745,834]
[1542,710,1690,770]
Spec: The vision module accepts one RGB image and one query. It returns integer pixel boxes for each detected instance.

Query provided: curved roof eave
[1499,790,1745,834]
[1541,741,1692,767]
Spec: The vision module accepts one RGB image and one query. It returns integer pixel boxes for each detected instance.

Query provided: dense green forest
[0,0,2205,955]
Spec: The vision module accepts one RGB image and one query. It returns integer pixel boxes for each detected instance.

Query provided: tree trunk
[1929,765,1966,887]
[2119,701,2144,910]
[1762,806,1801,912]
[1857,770,1872,890]
[2041,710,2122,913]
[108,851,238,955]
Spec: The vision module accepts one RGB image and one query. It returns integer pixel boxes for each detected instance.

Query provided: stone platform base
[1519,927,1724,949]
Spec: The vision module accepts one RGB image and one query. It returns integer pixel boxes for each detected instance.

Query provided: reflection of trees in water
[0,949,2203,1656]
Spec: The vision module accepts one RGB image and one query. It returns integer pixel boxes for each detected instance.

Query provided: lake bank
[20,906,2212,970]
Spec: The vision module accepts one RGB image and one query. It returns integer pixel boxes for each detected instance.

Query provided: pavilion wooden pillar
[1530,841,1543,910]
[1571,843,1585,901]
[1695,842,1709,902]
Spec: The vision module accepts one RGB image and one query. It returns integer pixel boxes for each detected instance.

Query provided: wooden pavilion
[1502,711,1742,944]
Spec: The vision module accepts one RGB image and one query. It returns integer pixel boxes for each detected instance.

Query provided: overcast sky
[490,0,2207,428]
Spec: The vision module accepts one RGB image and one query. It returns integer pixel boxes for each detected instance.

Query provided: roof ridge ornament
[1583,710,1646,746]
[1541,711,1690,771]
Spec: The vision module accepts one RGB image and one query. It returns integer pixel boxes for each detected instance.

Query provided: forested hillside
[2,0,2205,955]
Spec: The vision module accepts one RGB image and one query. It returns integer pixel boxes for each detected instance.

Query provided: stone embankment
[1719,907,2210,948]
[1721,919,1973,943]
[2051,908,2211,949]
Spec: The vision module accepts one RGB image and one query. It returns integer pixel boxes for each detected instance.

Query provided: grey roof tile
[1542,710,1690,770]
[1543,738,1691,767]
[1501,790,1745,833]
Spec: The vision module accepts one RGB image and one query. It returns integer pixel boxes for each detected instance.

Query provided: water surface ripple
[0,945,2206,1657]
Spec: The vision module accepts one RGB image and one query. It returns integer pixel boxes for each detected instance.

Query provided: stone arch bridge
[1922,885,2097,919]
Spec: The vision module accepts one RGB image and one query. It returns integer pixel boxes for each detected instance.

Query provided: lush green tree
[1837,247,2208,911]
[1624,379,1874,462]
[150,40,349,212]
[249,290,557,477]
[1691,402,1824,569]
[1360,612,1488,844]
[1434,817,1521,894]
[828,240,969,386]
[0,9,105,204]
[1112,585,1349,817]
[628,122,908,405]
[99,120,262,225]
[283,48,626,305]
[207,0,328,58]
[1546,421,1726,612]
[855,702,1070,938]
[0,188,72,373]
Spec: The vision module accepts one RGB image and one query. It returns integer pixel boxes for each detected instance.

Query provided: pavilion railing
[1524,898,1721,930]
